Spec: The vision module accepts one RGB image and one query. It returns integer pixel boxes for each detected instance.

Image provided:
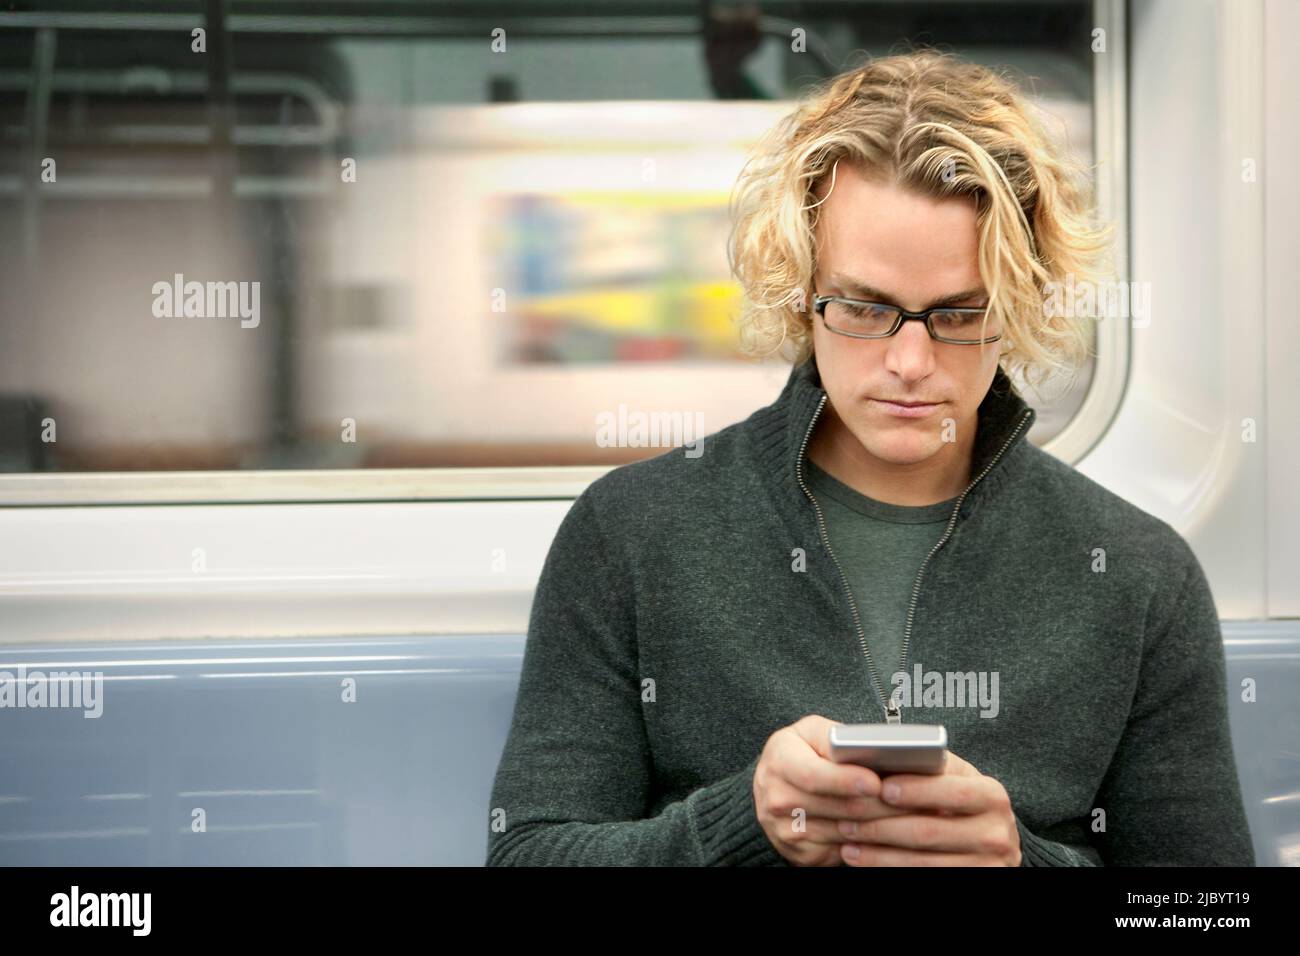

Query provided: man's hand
[837,750,1023,866]
[753,715,913,866]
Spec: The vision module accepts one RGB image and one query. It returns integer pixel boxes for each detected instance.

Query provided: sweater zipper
[796,393,1033,724]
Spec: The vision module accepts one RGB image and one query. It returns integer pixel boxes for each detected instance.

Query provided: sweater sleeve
[486,490,785,866]
[1088,537,1256,865]
[1014,816,1101,866]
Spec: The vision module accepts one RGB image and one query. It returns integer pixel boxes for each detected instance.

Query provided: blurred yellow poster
[486,191,748,364]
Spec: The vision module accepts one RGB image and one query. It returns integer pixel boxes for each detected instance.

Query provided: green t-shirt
[805,458,959,683]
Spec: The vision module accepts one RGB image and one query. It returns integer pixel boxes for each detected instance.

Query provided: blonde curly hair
[726,49,1112,391]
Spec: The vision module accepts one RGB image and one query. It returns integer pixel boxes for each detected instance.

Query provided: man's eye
[843,303,892,318]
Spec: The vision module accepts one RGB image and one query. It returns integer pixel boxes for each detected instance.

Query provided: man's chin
[856,435,944,467]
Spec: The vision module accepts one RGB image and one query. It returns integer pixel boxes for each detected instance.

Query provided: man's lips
[868,397,943,418]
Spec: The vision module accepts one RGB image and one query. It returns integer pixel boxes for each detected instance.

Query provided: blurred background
[0,0,1297,869]
[0,0,1100,476]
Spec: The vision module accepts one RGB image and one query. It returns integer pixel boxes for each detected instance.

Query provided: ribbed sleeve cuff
[688,755,788,866]
[1015,815,1100,866]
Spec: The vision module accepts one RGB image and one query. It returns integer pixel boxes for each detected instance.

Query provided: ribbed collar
[746,352,1037,522]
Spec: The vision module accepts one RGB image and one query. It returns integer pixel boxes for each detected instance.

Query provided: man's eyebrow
[826,274,987,309]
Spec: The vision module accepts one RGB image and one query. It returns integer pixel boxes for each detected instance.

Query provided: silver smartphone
[827,723,948,776]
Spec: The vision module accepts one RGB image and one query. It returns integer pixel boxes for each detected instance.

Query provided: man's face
[810,163,1002,467]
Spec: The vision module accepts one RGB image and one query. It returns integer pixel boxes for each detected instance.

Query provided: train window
[0,0,1125,503]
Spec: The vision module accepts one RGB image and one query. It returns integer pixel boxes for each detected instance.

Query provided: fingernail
[882,782,901,802]
[857,778,870,795]
[844,844,860,861]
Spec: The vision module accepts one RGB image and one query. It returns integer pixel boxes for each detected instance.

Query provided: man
[486,51,1254,866]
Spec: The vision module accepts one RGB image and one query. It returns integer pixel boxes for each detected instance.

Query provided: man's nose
[882,318,937,381]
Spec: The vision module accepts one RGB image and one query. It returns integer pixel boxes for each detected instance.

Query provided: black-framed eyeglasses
[813,294,1002,345]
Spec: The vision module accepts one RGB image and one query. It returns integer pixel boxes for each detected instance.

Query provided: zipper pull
[885,698,901,724]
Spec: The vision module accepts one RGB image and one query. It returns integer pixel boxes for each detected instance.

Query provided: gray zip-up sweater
[486,356,1255,866]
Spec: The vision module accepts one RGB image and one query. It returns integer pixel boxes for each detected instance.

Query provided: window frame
[0,0,1129,507]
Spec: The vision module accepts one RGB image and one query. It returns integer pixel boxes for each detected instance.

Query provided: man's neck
[806,403,976,506]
